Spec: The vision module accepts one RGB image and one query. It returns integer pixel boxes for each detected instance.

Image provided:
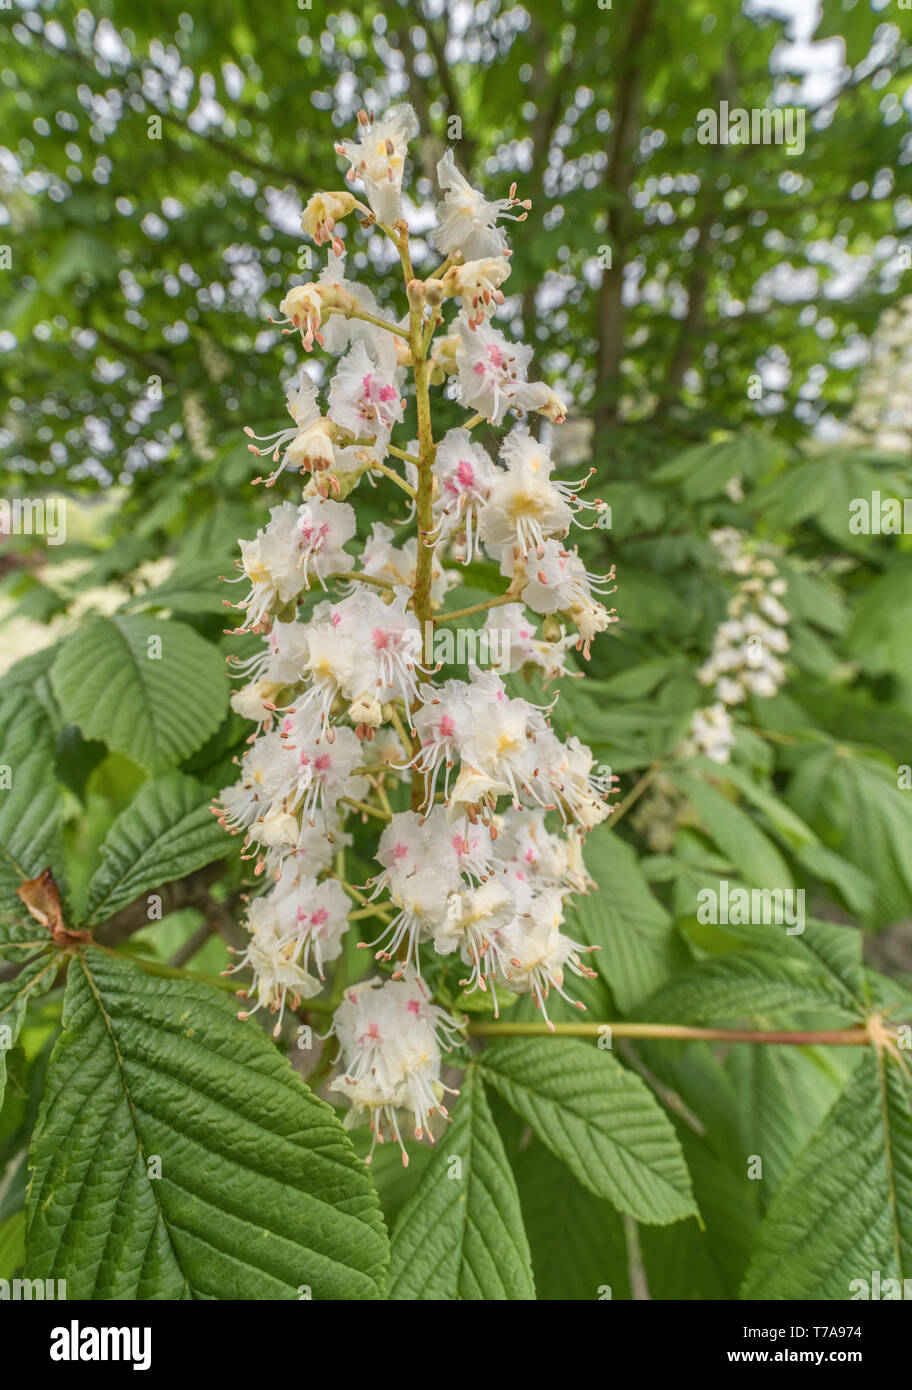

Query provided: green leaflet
[0,697,63,914]
[639,950,859,1028]
[567,825,676,1012]
[701,915,866,1006]
[743,1049,912,1299]
[727,1044,858,1207]
[50,614,228,775]
[0,1212,26,1281]
[0,952,58,1109]
[387,1066,535,1300]
[514,1138,631,1300]
[653,432,783,501]
[26,949,388,1300]
[668,770,793,889]
[789,748,912,926]
[81,772,231,925]
[479,1039,697,1225]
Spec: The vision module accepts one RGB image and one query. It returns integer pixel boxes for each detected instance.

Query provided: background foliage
[2,0,912,1301]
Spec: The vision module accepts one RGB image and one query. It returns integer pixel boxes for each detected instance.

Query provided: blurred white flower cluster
[842,295,912,454]
[695,527,790,711]
[215,105,616,1161]
[635,528,792,853]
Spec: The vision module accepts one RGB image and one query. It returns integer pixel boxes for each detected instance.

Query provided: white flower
[236,502,315,629]
[295,586,427,732]
[265,818,350,882]
[229,679,283,730]
[285,419,337,477]
[454,318,533,425]
[328,976,461,1163]
[441,257,511,328]
[681,703,736,764]
[428,428,498,561]
[279,283,325,351]
[478,427,575,558]
[697,530,790,707]
[328,340,405,454]
[267,873,350,979]
[495,808,594,896]
[513,380,570,424]
[301,190,364,253]
[508,539,616,655]
[364,807,493,968]
[485,603,576,685]
[431,150,530,260]
[489,891,596,1029]
[449,692,541,810]
[219,103,617,1082]
[243,371,321,483]
[432,878,526,1006]
[231,899,322,1035]
[280,720,367,828]
[528,730,613,831]
[335,105,419,225]
[317,250,393,355]
[361,521,458,601]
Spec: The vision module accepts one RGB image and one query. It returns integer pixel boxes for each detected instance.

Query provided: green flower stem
[368,459,416,497]
[387,443,420,465]
[465,1019,876,1045]
[434,591,517,623]
[329,305,410,341]
[339,795,391,821]
[335,569,397,591]
[607,762,661,828]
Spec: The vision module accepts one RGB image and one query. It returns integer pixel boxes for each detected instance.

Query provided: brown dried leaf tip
[16,869,91,949]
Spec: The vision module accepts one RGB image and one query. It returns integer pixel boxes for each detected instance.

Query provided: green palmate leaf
[50,614,228,775]
[845,555,912,683]
[727,1044,856,1206]
[639,1131,761,1299]
[0,952,58,1109]
[568,826,676,1012]
[639,950,859,1028]
[514,1138,631,1300]
[350,1133,433,1232]
[654,432,783,501]
[584,657,685,701]
[742,1049,912,1299]
[694,759,819,850]
[789,747,912,925]
[0,1211,26,1280]
[0,698,63,914]
[793,843,875,921]
[124,559,231,616]
[26,950,388,1299]
[81,772,231,926]
[479,1039,697,1225]
[706,915,866,1007]
[779,564,847,636]
[386,1066,535,1301]
[668,770,793,888]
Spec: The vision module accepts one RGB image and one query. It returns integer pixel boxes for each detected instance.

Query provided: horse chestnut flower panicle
[328,977,461,1164]
[216,104,617,1160]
